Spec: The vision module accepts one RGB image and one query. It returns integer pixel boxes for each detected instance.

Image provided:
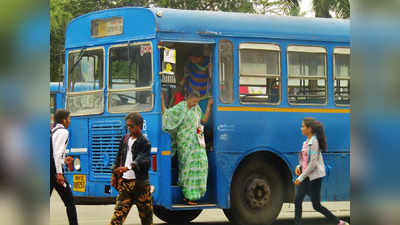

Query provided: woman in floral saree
[161,91,213,205]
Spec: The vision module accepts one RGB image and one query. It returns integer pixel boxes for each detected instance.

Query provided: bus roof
[66,7,349,49]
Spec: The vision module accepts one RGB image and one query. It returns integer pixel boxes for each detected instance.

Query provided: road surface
[50,194,350,225]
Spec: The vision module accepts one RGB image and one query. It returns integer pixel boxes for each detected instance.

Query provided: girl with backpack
[294,117,349,225]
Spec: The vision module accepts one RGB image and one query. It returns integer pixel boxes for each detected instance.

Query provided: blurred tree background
[50,0,350,81]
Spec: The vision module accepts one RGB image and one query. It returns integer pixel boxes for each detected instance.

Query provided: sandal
[183,197,197,205]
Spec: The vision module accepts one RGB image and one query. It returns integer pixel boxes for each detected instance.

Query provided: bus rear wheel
[154,205,202,224]
[228,157,284,225]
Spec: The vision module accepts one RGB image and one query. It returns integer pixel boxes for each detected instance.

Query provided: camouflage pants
[109,179,153,225]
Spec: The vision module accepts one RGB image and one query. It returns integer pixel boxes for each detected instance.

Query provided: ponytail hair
[303,117,328,152]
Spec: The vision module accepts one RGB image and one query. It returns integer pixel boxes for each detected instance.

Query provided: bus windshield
[108,42,153,113]
[67,48,104,116]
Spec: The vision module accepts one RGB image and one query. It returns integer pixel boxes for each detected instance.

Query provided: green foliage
[279,0,350,18]
[111,60,137,80]
[154,0,254,13]
[312,0,350,18]
[312,0,332,18]
[332,0,350,18]
[274,0,304,16]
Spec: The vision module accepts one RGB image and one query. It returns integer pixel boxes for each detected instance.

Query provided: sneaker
[338,220,349,225]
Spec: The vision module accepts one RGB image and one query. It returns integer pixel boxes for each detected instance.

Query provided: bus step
[171,203,216,209]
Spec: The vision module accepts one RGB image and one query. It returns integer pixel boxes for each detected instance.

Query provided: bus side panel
[214,152,238,208]
[154,131,173,207]
[214,110,350,207]
[216,111,350,156]
[323,153,350,200]
[206,149,218,204]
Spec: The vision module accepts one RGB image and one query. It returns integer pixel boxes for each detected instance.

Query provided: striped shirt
[184,57,210,97]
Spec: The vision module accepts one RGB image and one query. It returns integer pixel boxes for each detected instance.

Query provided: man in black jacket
[108,112,153,225]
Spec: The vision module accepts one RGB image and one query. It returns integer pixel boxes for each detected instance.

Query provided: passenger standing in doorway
[184,47,213,149]
[294,118,349,225]
[109,112,153,225]
[50,109,78,225]
[161,91,213,205]
[183,47,212,112]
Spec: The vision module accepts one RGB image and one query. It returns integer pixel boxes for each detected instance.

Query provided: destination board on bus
[91,17,123,38]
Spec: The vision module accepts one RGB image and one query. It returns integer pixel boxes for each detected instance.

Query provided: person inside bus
[161,90,213,205]
[168,76,186,107]
[109,112,153,225]
[294,118,349,225]
[184,47,213,148]
[183,46,212,112]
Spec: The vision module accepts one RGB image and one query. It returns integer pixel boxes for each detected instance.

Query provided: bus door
[159,42,216,206]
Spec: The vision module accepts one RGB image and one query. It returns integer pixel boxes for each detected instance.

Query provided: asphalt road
[50,194,350,225]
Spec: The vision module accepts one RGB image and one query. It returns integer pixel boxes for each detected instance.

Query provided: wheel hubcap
[245,177,271,209]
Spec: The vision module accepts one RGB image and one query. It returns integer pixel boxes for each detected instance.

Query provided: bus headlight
[74,157,81,171]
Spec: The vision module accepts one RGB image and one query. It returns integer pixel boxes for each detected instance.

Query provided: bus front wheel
[154,205,202,224]
[228,157,284,225]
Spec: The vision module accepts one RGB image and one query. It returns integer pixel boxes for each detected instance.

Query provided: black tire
[228,157,284,225]
[154,205,202,224]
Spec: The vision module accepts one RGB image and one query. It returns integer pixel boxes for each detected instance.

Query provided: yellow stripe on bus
[217,106,351,114]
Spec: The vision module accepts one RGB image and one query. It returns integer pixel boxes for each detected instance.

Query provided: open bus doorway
[159,42,214,186]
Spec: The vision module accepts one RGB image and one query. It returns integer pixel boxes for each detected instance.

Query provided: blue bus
[60,7,350,225]
[50,82,65,124]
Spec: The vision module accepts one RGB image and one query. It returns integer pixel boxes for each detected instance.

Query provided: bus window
[219,40,234,104]
[108,42,153,113]
[67,48,104,115]
[287,46,327,105]
[334,48,350,105]
[239,43,280,104]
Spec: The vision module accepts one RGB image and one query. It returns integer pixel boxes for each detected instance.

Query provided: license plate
[73,175,86,192]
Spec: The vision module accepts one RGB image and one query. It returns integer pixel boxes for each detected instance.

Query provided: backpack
[306,137,333,181]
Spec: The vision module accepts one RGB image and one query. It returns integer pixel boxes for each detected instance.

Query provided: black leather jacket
[111,133,151,181]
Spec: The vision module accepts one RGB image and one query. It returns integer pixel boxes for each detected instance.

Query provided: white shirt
[122,137,136,180]
[52,123,69,174]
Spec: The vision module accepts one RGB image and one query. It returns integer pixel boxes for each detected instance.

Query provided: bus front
[63,9,160,204]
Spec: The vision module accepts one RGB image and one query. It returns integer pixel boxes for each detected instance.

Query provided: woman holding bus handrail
[161,91,213,205]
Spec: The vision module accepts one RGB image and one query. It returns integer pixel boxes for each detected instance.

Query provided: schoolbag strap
[307,136,319,163]
[51,127,66,136]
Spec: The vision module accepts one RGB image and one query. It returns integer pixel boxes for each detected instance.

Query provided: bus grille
[90,120,123,178]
